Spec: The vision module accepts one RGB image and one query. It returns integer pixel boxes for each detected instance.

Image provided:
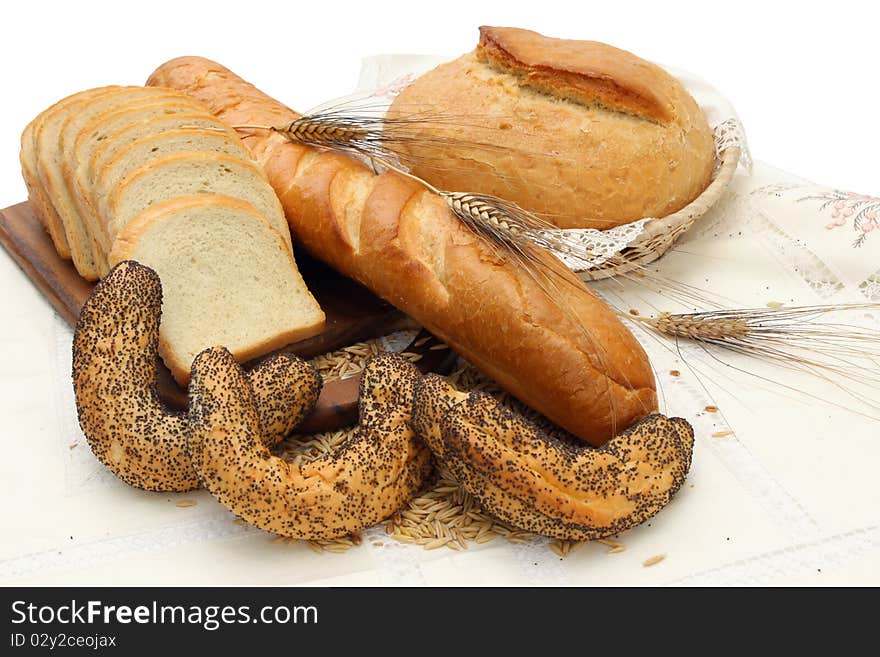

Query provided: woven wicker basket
[579,145,741,281]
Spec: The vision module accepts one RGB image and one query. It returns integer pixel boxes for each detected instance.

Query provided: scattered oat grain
[643,553,667,567]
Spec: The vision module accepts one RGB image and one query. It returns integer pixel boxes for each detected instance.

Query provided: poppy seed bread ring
[72,261,322,492]
[187,350,432,539]
[413,374,694,540]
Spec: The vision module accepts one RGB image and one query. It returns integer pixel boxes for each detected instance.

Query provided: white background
[0,0,878,205]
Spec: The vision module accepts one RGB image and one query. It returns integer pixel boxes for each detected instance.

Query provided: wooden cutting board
[0,201,457,432]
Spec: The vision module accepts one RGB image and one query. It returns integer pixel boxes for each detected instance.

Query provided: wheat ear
[635,313,750,341]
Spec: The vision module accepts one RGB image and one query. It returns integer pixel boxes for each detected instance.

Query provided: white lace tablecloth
[0,57,878,586]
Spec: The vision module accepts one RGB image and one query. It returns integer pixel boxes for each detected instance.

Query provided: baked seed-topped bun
[412,375,694,540]
[72,261,321,491]
[187,350,432,539]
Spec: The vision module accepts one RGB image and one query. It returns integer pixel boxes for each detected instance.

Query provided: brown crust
[413,376,694,540]
[187,351,431,539]
[148,56,658,445]
[246,353,323,446]
[477,26,673,122]
[411,374,468,457]
[386,29,715,230]
[21,121,71,258]
[72,261,322,491]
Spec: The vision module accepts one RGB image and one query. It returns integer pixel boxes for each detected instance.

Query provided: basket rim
[574,145,742,280]
[635,145,741,244]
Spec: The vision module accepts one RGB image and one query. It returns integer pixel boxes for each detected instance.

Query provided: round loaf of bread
[387,26,716,230]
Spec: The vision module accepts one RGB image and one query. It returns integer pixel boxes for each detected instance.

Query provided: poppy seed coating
[187,350,432,539]
[246,353,323,446]
[413,377,694,540]
[72,261,322,492]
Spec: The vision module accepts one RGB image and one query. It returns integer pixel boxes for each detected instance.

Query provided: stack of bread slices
[21,86,325,384]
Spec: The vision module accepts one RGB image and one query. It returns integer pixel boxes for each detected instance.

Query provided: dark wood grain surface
[0,201,456,432]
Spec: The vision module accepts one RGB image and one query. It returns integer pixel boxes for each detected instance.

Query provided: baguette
[148,57,657,444]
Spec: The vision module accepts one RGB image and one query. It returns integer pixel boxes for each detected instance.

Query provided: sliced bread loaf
[36,86,175,279]
[56,87,198,274]
[104,152,292,254]
[85,113,237,187]
[21,113,72,258]
[107,194,326,384]
[33,86,133,275]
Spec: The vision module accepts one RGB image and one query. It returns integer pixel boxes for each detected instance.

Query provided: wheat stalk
[234,106,532,176]
[630,305,880,398]
[277,117,370,149]
[637,313,750,341]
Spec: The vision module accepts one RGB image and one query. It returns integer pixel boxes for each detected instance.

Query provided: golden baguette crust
[148,56,657,445]
[412,376,694,540]
[187,350,431,539]
[72,261,322,492]
[387,27,715,230]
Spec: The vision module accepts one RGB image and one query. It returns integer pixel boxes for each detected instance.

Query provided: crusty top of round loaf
[477,26,675,122]
[387,27,716,229]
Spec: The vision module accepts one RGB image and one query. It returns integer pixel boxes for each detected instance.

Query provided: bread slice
[31,87,128,269]
[57,88,201,275]
[89,129,250,265]
[35,86,166,279]
[108,194,325,384]
[22,114,72,258]
[70,100,213,260]
[94,129,251,216]
[86,113,237,187]
[73,97,206,170]
[104,152,292,253]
